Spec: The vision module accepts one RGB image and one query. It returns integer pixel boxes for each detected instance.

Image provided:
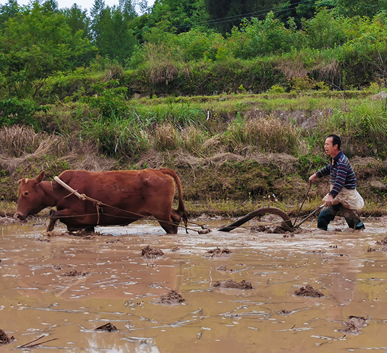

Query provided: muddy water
[1,217,387,352]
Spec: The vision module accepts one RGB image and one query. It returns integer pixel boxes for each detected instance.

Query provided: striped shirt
[316,151,357,198]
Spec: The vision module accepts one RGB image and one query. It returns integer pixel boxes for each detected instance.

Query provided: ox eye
[24,191,29,196]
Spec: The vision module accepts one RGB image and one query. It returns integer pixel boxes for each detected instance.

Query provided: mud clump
[141,245,164,258]
[279,309,291,315]
[216,265,228,271]
[213,279,253,289]
[0,217,17,225]
[294,285,324,297]
[204,247,232,257]
[252,225,299,234]
[342,316,368,334]
[63,270,89,276]
[0,329,14,344]
[198,228,211,234]
[171,247,180,252]
[95,323,118,332]
[159,290,185,304]
[376,236,387,245]
[106,239,121,244]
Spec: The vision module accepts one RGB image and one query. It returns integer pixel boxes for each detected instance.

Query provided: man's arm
[309,164,331,184]
[329,161,347,198]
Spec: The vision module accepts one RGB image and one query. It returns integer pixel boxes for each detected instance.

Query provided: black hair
[327,134,341,150]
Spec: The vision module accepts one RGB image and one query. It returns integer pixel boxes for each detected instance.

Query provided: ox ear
[17,178,24,185]
[36,171,45,183]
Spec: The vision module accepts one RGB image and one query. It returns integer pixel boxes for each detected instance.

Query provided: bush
[0,98,48,128]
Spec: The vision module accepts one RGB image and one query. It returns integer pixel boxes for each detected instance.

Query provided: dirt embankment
[1,127,387,217]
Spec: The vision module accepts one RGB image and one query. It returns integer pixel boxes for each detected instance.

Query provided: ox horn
[17,179,23,185]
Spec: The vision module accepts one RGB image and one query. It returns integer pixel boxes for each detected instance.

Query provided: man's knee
[340,207,364,229]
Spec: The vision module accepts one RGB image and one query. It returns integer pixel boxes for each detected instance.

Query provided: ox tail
[159,169,188,228]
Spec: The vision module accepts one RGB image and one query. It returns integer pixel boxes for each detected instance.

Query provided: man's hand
[309,173,317,185]
[324,194,334,207]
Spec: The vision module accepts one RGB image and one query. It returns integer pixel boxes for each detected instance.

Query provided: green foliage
[327,0,387,18]
[0,1,95,99]
[267,84,286,93]
[170,28,225,62]
[320,100,387,158]
[151,0,208,33]
[302,8,347,50]
[80,80,128,120]
[83,116,150,158]
[0,98,48,128]
[91,5,137,63]
[227,12,305,59]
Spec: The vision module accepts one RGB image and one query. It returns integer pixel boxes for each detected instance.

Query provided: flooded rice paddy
[1,215,387,352]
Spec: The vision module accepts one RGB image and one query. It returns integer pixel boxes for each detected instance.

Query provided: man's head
[324,134,341,158]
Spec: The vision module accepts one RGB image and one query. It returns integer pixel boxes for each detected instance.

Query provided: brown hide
[15,169,188,234]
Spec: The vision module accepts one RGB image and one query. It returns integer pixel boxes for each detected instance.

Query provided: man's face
[324,137,337,157]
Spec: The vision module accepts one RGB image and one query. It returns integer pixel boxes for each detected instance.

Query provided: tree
[319,0,387,18]
[151,0,209,33]
[0,0,19,28]
[0,1,95,99]
[204,0,284,34]
[91,5,137,62]
[63,3,91,38]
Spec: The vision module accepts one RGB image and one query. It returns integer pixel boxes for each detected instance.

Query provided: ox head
[14,171,47,221]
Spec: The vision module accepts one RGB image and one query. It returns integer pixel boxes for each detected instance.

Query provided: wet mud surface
[1,215,387,352]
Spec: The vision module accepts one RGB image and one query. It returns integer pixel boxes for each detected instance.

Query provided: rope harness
[53,177,207,234]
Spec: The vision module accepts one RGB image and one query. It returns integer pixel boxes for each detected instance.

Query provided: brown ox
[14,169,188,234]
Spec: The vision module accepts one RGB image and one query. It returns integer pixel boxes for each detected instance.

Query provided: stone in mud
[171,247,180,252]
[342,316,368,334]
[205,247,232,257]
[159,290,185,304]
[95,323,118,332]
[213,279,253,289]
[63,270,89,276]
[0,329,14,344]
[141,245,164,258]
[294,285,324,297]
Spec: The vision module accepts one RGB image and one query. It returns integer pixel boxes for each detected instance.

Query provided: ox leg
[156,214,178,234]
[47,209,75,232]
[171,210,182,224]
[159,220,178,234]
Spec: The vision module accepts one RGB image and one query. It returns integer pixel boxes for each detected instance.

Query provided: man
[309,134,365,230]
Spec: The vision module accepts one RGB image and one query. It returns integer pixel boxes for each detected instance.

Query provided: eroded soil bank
[1,215,387,352]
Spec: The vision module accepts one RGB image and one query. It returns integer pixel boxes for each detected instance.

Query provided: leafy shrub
[80,80,128,120]
[0,98,48,128]
[303,9,347,50]
[228,12,304,59]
